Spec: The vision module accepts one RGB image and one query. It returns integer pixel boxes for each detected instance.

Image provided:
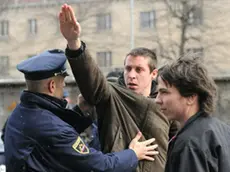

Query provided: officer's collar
[22,90,68,108]
[20,90,92,133]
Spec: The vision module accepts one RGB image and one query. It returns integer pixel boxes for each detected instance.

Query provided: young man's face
[155,76,188,122]
[124,55,156,97]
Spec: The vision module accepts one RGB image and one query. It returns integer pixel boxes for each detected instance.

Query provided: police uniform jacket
[165,111,230,172]
[4,91,138,172]
[66,42,174,172]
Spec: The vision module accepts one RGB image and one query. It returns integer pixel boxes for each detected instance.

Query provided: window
[0,20,9,36]
[29,19,37,34]
[0,56,9,75]
[96,14,112,31]
[188,7,203,25]
[96,52,112,67]
[140,11,155,29]
[186,48,204,56]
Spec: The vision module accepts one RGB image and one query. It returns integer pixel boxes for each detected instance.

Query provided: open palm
[59,4,81,42]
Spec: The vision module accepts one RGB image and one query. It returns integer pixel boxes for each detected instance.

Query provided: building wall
[1,0,230,78]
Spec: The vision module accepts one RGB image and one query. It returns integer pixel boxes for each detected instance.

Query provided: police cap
[17,49,69,80]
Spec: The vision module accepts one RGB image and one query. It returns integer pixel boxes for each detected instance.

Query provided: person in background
[63,89,74,109]
[77,93,101,150]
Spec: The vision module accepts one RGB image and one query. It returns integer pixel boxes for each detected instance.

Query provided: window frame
[140,10,156,29]
[96,13,112,31]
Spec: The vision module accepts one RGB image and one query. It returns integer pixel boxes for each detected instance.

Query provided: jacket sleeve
[66,42,111,105]
[51,126,138,172]
[174,145,209,172]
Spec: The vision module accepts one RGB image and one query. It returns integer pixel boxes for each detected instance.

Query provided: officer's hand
[59,4,81,49]
[129,131,158,161]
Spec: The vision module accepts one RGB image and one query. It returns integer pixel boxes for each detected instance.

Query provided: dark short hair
[157,53,217,114]
[125,47,157,72]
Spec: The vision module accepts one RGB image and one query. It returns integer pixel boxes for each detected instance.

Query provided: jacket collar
[176,111,206,137]
[21,90,68,108]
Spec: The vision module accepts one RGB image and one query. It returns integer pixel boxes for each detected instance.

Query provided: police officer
[4,49,159,172]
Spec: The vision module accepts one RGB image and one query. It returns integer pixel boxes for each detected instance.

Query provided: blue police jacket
[4,91,138,172]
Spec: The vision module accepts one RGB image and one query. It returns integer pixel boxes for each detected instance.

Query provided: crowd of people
[1,3,230,172]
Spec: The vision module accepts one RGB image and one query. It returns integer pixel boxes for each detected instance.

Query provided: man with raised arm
[59,4,176,172]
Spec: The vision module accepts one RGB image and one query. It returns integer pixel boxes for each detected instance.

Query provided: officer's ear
[47,78,56,94]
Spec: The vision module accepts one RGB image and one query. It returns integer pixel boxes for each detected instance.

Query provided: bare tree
[152,0,203,60]
[0,0,12,15]
[141,0,230,65]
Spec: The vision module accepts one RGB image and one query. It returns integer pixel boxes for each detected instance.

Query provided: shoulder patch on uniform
[72,137,89,154]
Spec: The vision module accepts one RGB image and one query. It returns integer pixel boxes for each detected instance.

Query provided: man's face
[124,55,155,96]
[53,75,66,99]
[155,76,188,121]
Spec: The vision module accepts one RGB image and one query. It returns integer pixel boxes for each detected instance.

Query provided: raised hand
[59,4,81,49]
[129,132,159,161]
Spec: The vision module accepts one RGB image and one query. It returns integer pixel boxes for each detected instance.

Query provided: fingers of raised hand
[59,12,65,24]
[60,4,75,23]
[69,5,77,22]
[61,4,68,22]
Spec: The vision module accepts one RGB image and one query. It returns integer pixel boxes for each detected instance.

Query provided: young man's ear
[48,79,56,94]
[187,94,198,105]
[152,69,158,80]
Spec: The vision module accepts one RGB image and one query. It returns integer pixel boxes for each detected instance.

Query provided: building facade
[0,0,230,79]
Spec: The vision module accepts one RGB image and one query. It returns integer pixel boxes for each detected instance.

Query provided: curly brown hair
[157,53,217,114]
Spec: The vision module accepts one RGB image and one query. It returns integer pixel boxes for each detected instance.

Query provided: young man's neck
[142,85,152,97]
[180,106,200,127]
[139,89,151,97]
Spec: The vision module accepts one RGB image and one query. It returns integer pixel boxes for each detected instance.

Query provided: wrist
[130,149,139,160]
[67,38,81,50]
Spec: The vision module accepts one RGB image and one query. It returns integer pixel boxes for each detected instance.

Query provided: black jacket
[165,111,230,172]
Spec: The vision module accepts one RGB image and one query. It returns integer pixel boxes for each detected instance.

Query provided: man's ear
[187,94,198,106]
[48,79,56,94]
[151,69,158,80]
